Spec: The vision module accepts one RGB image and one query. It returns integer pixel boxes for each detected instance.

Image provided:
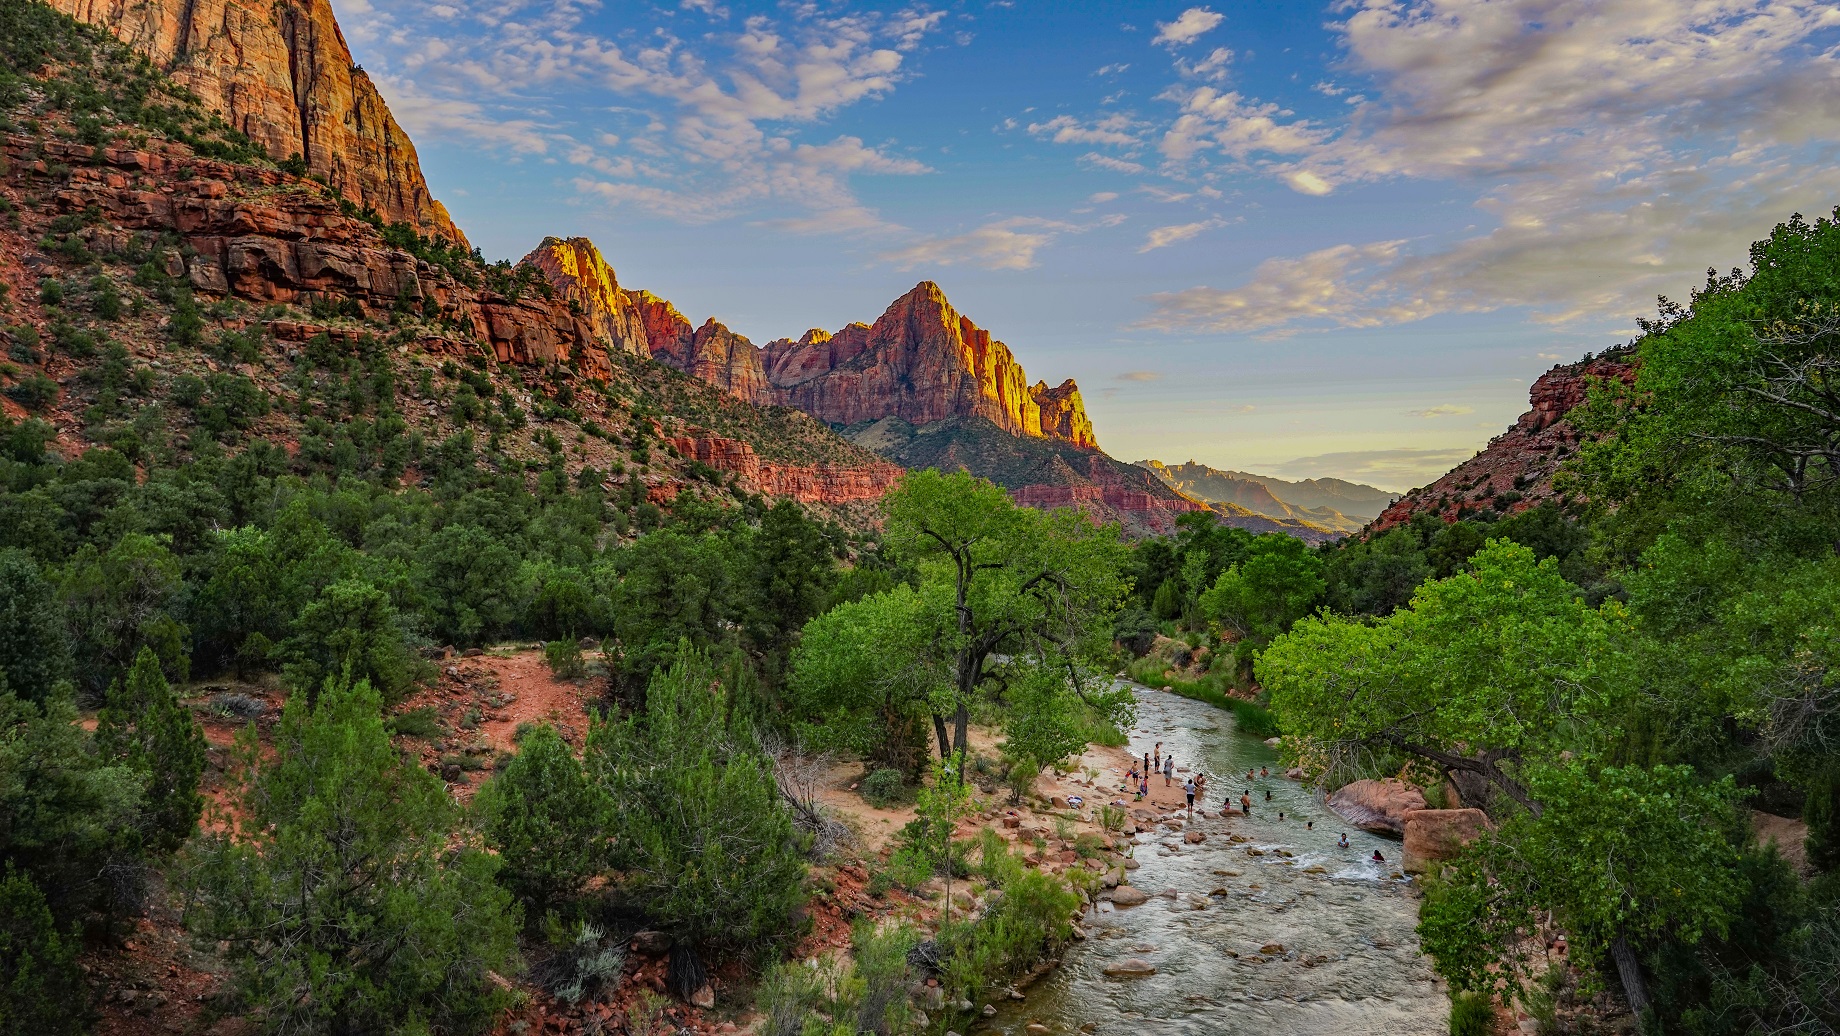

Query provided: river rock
[983,1005,998,1017]
[1122,858,1140,870]
[1026,1024,1051,1035]
[1260,943,1285,954]
[1285,767,1305,780]
[1110,885,1149,906]
[1101,958,1156,977]
[690,984,716,1009]
[1264,737,1282,747]
[1402,808,1492,873]
[1326,778,1428,836]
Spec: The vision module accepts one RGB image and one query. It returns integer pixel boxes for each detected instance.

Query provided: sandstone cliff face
[48,0,465,246]
[536,264,1105,451]
[521,237,648,356]
[1368,355,1638,532]
[669,434,901,505]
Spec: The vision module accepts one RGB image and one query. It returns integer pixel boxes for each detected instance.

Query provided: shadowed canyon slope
[1368,353,1638,532]
[47,0,466,245]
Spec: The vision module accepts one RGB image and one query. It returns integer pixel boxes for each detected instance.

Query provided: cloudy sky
[332,0,1840,491]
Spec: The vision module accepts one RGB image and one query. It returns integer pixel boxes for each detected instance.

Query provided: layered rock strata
[609,276,1101,450]
[48,0,466,245]
[669,434,901,505]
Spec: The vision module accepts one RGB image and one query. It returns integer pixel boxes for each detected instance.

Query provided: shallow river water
[984,685,1449,1036]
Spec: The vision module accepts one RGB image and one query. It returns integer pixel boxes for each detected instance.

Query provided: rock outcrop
[528,266,1105,453]
[1401,809,1492,873]
[48,0,466,246]
[668,434,901,505]
[1368,354,1638,532]
[1326,778,1428,837]
[521,238,648,355]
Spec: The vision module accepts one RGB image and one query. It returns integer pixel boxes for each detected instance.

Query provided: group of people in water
[1120,744,1388,863]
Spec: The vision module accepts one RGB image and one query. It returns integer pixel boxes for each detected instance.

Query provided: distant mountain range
[1136,460,1397,539]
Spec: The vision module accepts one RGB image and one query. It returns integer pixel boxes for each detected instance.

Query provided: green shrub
[859,767,907,808]
[543,638,585,680]
[1449,991,1493,1036]
[475,724,610,909]
[181,678,519,1035]
[938,869,1080,1006]
[4,373,56,410]
[0,867,83,1036]
[587,647,807,953]
[385,706,443,739]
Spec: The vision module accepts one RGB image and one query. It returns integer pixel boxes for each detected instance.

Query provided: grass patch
[385,706,444,739]
[1125,654,1282,739]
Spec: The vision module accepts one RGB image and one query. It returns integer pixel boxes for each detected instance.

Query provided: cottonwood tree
[876,470,1129,763]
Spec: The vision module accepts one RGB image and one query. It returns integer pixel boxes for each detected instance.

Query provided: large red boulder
[1402,809,1492,873]
[1326,778,1427,836]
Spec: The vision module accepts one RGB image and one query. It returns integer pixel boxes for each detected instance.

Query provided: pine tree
[475,724,611,909]
[0,866,84,1036]
[183,678,519,1036]
[96,647,205,853]
[0,549,69,706]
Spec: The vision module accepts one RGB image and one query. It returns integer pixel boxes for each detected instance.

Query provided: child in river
[1183,778,1196,810]
[1338,832,1350,849]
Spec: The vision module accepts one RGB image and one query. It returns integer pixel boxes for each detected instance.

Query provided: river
[984,684,1450,1035]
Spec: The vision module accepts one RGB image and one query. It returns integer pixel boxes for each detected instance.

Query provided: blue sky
[332,0,1840,490]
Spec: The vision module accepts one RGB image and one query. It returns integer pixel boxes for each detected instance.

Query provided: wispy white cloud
[880,217,1081,271]
[1129,0,1840,335]
[344,2,951,236]
[1138,219,1221,253]
[1027,114,1143,147]
[1408,404,1475,418]
[1079,153,1147,174]
[1154,7,1224,47]
[1115,370,1163,382]
[1139,241,1411,335]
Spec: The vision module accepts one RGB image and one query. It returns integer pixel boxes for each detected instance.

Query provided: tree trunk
[932,713,952,761]
[1610,933,1650,1022]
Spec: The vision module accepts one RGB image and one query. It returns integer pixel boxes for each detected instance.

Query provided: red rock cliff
[1368,354,1638,532]
[47,0,466,246]
[521,237,648,356]
[536,266,1103,450]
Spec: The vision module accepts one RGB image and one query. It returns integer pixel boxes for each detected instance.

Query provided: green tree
[183,678,519,1036]
[1261,540,1627,813]
[787,583,948,775]
[95,646,205,853]
[880,470,1128,761]
[1198,533,1325,644]
[0,866,84,1036]
[0,549,69,706]
[475,724,611,910]
[909,755,974,922]
[57,533,190,700]
[0,685,144,927]
[587,648,805,956]
[742,499,838,663]
[279,579,422,702]
[414,524,521,646]
[1419,764,1744,1015]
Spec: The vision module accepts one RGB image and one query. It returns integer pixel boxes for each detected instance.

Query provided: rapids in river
[984,684,1450,1035]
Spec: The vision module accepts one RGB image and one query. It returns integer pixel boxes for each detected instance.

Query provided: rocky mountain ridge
[47,0,467,245]
[1366,354,1638,531]
[522,236,1102,452]
[1137,459,1394,537]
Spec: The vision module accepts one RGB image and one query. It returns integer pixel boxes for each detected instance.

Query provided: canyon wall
[571,272,1104,452]
[1367,355,1638,531]
[48,0,466,246]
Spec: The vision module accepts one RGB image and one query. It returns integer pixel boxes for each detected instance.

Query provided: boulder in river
[1326,778,1427,836]
[1183,831,1205,844]
[1402,808,1492,872]
[1102,958,1157,977]
[1110,885,1149,906]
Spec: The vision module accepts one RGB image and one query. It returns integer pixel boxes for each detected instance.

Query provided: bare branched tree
[760,731,853,860]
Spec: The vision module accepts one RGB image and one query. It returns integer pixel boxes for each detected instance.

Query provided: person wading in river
[1163,757,1174,787]
[1241,791,1253,816]
[1184,777,1196,811]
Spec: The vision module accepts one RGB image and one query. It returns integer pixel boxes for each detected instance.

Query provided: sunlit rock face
[521,238,650,356]
[50,0,467,246]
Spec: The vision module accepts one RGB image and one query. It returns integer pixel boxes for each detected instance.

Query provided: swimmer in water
[1306,821,1314,831]
[1241,792,1253,816]
[1337,832,1350,849]
[1260,767,1269,778]
[1372,849,1386,863]
[1265,789,1273,801]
